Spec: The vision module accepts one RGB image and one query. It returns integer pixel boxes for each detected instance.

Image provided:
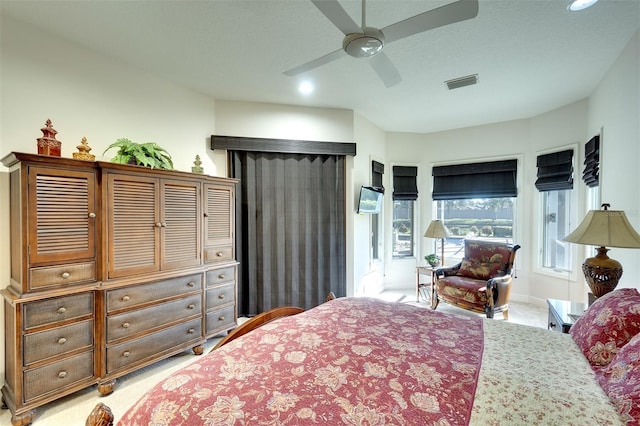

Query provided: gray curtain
[231,151,346,316]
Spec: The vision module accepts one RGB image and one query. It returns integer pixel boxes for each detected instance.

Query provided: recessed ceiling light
[568,0,598,11]
[298,81,314,95]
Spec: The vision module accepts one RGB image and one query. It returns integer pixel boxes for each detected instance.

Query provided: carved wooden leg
[1,395,7,410]
[85,403,114,426]
[192,344,204,355]
[11,410,35,426]
[97,379,116,396]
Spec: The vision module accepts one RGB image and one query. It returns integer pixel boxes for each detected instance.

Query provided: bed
[86,289,640,425]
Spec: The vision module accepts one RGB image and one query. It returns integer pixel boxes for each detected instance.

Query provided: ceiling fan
[284,0,479,87]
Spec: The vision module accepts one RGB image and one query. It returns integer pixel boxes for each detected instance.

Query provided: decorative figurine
[36,119,62,156]
[191,154,204,174]
[73,137,96,161]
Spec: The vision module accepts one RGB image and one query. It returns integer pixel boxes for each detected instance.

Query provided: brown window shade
[535,149,574,191]
[393,166,418,200]
[582,136,599,188]
[372,161,384,188]
[432,159,517,200]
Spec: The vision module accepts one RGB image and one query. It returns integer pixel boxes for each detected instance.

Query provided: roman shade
[393,166,418,200]
[432,159,517,200]
[535,149,574,191]
[372,160,384,188]
[582,136,599,188]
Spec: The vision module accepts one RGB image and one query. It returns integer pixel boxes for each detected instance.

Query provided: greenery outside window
[435,198,515,265]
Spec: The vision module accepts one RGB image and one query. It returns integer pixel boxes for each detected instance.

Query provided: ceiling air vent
[445,74,478,90]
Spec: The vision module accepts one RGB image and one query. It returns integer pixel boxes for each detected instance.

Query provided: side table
[416,266,434,303]
[547,298,587,333]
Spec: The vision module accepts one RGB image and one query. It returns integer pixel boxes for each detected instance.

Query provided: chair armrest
[434,262,462,278]
[487,274,513,307]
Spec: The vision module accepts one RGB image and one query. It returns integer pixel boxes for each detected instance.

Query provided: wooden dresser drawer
[206,284,235,310]
[106,318,202,374]
[206,305,236,335]
[206,266,235,287]
[23,350,94,402]
[204,245,233,264]
[106,294,202,343]
[23,293,94,330]
[29,262,96,290]
[24,319,94,365]
[107,274,202,313]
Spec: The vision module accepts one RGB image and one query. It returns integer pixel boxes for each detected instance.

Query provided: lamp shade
[563,210,640,248]
[424,220,450,239]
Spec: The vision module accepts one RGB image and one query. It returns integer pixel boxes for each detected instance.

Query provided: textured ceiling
[1,0,638,134]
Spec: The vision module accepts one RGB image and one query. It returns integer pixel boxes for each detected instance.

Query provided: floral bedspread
[118,297,624,425]
[119,297,484,425]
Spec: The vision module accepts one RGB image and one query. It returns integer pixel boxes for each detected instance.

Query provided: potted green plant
[103,138,174,170]
[425,253,440,267]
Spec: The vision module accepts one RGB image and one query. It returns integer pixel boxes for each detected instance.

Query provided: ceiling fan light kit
[343,27,384,58]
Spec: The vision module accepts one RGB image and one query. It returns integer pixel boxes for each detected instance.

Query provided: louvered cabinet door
[27,167,97,265]
[161,179,201,270]
[203,183,235,264]
[107,174,160,278]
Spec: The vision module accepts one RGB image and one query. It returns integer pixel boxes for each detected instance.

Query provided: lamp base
[582,246,623,298]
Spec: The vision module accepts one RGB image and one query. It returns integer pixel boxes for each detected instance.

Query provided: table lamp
[563,204,640,298]
[424,220,450,266]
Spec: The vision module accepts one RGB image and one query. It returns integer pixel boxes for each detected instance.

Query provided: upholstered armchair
[432,239,520,319]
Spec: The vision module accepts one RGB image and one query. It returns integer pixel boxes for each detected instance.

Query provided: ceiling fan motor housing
[343,27,385,58]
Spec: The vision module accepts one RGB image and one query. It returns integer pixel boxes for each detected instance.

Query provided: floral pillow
[597,332,640,423]
[570,288,640,366]
[457,259,504,280]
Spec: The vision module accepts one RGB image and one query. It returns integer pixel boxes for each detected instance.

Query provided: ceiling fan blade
[283,48,346,76]
[369,52,402,88]
[382,0,479,44]
[310,0,361,35]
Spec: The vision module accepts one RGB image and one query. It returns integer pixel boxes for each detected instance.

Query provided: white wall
[588,30,640,291]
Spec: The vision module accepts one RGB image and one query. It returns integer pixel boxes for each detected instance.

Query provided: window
[371,161,384,259]
[541,190,572,271]
[393,199,414,257]
[535,148,574,273]
[435,198,515,265]
[432,159,518,265]
[392,166,418,258]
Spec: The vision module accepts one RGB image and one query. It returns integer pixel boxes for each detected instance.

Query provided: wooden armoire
[0,152,238,425]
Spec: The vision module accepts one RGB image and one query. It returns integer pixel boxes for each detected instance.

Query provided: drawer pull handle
[88,212,96,218]
[188,328,195,334]
[122,295,130,302]
[123,351,130,358]
[122,322,130,329]
[218,274,225,279]
[57,307,67,314]
[188,304,195,310]
[216,251,223,257]
[218,316,225,321]
[58,337,67,345]
[549,322,556,328]
[61,272,70,279]
[204,212,209,217]
[155,222,163,228]
[58,371,67,379]
[187,281,195,287]
[218,294,225,299]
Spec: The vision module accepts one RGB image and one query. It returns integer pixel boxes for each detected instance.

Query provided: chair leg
[485,305,494,319]
[431,297,439,310]
[502,309,509,321]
